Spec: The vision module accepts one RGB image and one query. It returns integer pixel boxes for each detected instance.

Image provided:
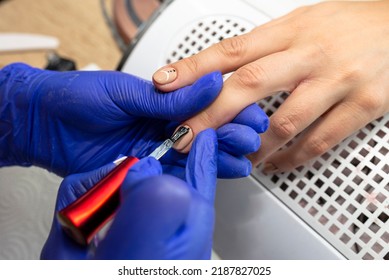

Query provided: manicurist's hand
[152,1,389,173]
[41,129,219,260]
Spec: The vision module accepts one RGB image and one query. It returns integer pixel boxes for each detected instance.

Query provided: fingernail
[173,125,193,151]
[153,67,177,84]
[262,162,278,174]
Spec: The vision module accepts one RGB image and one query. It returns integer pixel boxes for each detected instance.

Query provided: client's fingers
[174,49,311,152]
[152,23,295,92]
[248,80,348,166]
[262,92,381,172]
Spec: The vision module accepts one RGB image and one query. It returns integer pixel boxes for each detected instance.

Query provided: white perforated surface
[253,93,389,260]
[164,15,253,64]
[164,17,389,260]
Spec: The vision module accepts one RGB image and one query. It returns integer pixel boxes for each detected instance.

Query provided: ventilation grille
[164,16,389,260]
[165,15,253,64]
[254,93,389,260]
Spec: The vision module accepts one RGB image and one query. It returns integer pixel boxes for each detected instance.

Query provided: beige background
[0,0,121,70]
[0,0,123,259]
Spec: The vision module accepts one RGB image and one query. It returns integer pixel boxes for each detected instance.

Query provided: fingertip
[240,158,252,177]
[259,112,270,133]
[261,145,304,173]
[217,124,261,156]
[232,103,270,134]
[262,154,296,174]
[172,125,194,151]
[217,152,252,179]
[152,63,222,93]
[176,127,218,153]
[172,125,206,154]
[152,67,177,85]
[241,160,252,177]
[152,59,199,91]
[262,162,279,174]
[152,65,185,92]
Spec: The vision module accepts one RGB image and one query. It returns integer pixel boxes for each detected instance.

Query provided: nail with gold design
[153,67,177,85]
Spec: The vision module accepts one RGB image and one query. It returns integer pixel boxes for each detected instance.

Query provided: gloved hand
[0,63,268,178]
[41,129,218,260]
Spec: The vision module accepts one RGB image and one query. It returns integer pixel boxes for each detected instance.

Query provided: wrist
[0,63,52,167]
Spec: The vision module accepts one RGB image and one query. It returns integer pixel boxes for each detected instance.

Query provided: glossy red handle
[57,156,139,245]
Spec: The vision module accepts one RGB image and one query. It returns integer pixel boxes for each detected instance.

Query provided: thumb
[108,71,223,121]
[95,175,191,259]
[185,129,218,203]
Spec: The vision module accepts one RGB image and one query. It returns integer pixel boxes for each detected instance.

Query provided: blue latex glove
[0,63,268,178]
[41,129,218,260]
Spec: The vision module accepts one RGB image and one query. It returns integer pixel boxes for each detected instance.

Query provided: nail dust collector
[119,0,389,260]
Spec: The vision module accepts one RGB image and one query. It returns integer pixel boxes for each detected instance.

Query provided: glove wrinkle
[186,129,218,203]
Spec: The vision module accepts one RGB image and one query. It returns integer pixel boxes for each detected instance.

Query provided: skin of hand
[41,129,218,260]
[152,0,389,173]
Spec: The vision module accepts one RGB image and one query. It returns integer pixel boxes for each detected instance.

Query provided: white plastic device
[120,0,389,260]
[0,33,59,53]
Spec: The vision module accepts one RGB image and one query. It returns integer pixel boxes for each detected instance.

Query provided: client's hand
[152,1,389,172]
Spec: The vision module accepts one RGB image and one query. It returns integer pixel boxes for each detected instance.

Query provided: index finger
[152,23,294,92]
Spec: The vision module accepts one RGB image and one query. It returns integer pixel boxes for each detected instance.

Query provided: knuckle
[305,136,331,157]
[355,93,382,113]
[269,115,299,140]
[182,56,200,74]
[233,64,268,90]
[217,36,247,60]
[311,42,333,61]
[289,15,308,34]
[341,92,383,121]
[300,42,334,69]
[341,68,365,85]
